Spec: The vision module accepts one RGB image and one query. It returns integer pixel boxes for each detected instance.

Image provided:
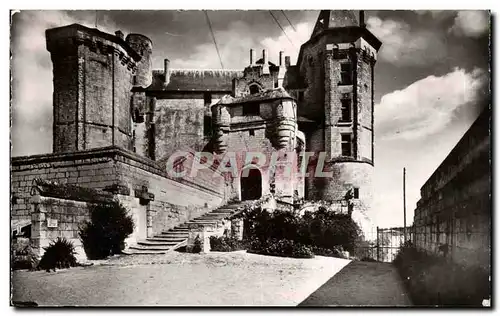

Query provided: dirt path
[12,251,351,306]
[299,261,412,306]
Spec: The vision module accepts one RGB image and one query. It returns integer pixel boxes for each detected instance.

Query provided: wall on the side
[11,148,227,237]
[413,109,490,270]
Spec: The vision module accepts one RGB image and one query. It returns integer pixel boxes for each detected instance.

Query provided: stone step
[122,249,168,255]
[148,236,187,242]
[129,244,173,251]
[206,212,233,216]
[161,230,189,235]
[138,240,181,246]
[189,219,220,223]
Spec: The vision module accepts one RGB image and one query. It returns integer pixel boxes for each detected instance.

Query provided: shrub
[312,245,347,259]
[191,235,202,253]
[393,242,490,306]
[209,235,245,252]
[37,237,77,272]
[247,237,314,259]
[242,206,361,258]
[11,238,39,271]
[79,201,134,260]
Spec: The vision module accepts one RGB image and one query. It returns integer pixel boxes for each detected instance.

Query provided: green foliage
[191,235,202,253]
[209,235,245,252]
[242,206,362,258]
[393,241,490,306]
[247,237,314,259]
[79,201,134,260]
[11,238,39,270]
[37,237,77,272]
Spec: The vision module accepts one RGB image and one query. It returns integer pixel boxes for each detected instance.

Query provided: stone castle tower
[41,10,381,232]
[293,10,381,226]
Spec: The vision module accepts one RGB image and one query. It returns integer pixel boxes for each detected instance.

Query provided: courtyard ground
[299,260,412,306]
[12,251,351,306]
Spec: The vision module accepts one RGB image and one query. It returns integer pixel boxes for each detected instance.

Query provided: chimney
[285,56,291,67]
[262,49,268,65]
[250,49,255,66]
[115,30,124,40]
[279,51,284,66]
[359,11,366,28]
[164,58,170,86]
[262,49,269,74]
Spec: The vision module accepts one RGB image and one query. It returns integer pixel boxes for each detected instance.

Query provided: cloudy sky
[10,10,490,227]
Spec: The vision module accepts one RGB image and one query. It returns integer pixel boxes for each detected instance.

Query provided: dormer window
[249,84,260,95]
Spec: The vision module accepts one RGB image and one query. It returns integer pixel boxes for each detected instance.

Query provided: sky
[10,9,490,228]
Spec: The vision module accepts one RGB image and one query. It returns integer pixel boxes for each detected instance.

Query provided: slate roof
[215,87,295,105]
[148,69,243,92]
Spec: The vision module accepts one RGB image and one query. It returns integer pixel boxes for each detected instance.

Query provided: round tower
[299,10,382,236]
[125,33,153,88]
[211,104,230,154]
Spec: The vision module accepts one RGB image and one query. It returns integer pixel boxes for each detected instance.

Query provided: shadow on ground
[299,261,412,306]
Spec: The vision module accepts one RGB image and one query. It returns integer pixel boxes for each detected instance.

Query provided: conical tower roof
[311,10,359,38]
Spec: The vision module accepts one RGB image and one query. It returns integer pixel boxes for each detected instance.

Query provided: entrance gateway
[240,167,262,201]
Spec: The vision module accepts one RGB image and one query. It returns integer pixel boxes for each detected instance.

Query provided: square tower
[45,24,142,153]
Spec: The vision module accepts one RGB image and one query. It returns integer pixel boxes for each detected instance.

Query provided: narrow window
[204,92,212,105]
[340,62,353,85]
[204,116,212,137]
[353,187,359,199]
[341,134,352,157]
[340,98,352,122]
[249,130,255,136]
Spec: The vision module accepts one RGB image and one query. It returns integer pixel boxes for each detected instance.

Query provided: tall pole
[403,167,407,242]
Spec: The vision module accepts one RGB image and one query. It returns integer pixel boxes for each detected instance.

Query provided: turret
[297,10,382,235]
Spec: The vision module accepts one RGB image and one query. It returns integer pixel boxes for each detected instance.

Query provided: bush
[11,238,39,270]
[79,201,134,260]
[209,235,245,252]
[242,206,361,258]
[247,237,314,259]
[37,237,78,272]
[393,242,490,306]
[312,245,347,259]
[191,235,202,253]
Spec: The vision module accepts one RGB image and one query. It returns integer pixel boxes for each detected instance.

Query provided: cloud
[375,67,487,141]
[11,11,119,156]
[450,11,490,38]
[169,21,313,69]
[366,16,447,66]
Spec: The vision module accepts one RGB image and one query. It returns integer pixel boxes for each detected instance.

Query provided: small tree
[79,201,134,260]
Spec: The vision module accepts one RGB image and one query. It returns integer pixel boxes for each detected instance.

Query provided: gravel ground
[11,251,351,306]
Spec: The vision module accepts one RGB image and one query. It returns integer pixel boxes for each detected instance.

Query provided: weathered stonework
[413,109,491,270]
[12,11,383,253]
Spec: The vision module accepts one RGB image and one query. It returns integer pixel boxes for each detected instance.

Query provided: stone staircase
[124,201,252,255]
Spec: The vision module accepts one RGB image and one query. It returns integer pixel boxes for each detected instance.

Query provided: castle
[11,10,381,255]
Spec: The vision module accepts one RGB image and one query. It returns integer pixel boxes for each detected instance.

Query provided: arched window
[249,84,260,95]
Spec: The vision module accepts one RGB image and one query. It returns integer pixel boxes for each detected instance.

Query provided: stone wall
[11,147,227,237]
[46,24,139,153]
[30,195,91,261]
[413,109,491,270]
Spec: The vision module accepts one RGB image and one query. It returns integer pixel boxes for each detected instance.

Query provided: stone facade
[11,10,383,251]
[413,108,491,270]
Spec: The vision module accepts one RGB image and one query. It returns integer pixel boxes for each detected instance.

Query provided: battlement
[46,23,142,63]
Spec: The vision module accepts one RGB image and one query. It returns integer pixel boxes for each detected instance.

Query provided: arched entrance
[240,167,262,201]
